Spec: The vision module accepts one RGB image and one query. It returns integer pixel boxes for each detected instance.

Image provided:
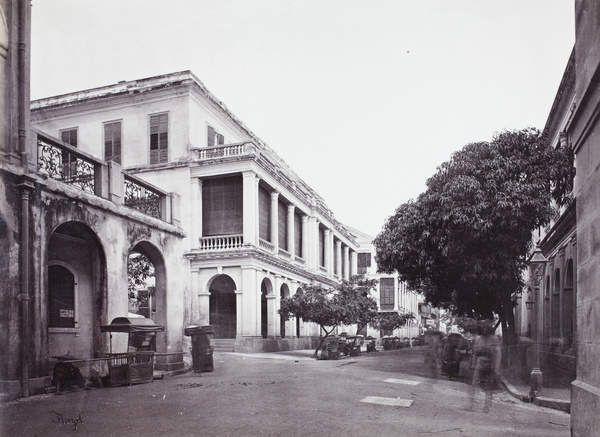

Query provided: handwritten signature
[50,411,83,430]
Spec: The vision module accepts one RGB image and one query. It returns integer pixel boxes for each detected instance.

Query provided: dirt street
[0,347,570,436]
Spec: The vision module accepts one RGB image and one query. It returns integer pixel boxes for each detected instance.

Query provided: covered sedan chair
[100,317,165,386]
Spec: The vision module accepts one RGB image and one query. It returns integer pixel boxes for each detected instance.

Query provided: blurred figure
[441,333,467,378]
[424,329,444,378]
[469,320,500,412]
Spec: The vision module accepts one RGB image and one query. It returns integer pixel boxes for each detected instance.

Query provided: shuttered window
[48,265,75,328]
[294,212,303,258]
[358,252,371,274]
[319,227,325,267]
[202,176,243,236]
[258,186,271,241]
[207,125,225,147]
[104,121,122,164]
[150,114,168,164]
[380,278,395,310]
[60,128,78,147]
[278,200,288,251]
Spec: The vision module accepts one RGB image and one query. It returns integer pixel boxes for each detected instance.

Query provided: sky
[30,0,575,237]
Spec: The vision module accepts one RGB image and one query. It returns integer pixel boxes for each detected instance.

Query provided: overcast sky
[30,0,575,237]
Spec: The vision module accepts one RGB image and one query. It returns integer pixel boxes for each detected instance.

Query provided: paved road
[0,347,570,436]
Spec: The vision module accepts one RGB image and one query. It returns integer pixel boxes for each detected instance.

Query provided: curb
[498,374,570,413]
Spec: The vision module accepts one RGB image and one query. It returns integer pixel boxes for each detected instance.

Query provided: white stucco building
[348,227,421,342]
[31,71,362,353]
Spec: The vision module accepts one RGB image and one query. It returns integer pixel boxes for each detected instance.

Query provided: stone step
[211,339,235,352]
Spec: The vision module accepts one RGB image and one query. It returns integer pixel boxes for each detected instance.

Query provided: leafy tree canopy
[374,128,574,342]
[279,275,379,357]
[369,311,415,333]
[127,253,155,305]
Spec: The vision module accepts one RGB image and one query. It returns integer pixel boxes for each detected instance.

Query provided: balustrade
[259,238,275,253]
[123,175,162,220]
[37,133,98,194]
[199,235,243,250]
[196,142,253,160]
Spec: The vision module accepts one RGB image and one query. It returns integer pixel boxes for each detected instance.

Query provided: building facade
[349,227,421,342]
[1,0,187,399]
[31,71,362,353]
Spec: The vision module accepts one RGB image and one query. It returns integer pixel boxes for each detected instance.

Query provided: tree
[127,253,155,310]
[336,275,379,335]
[374,128,574,352]
[279,276,379,358]
[369,311,414,334]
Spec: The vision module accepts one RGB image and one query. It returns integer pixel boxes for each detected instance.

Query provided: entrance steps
[211,339,235,352]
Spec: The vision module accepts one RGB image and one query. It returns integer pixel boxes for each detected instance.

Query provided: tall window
[258,186,271,241]
[104,121,122,164]
[318,227,325,267]
[207,125,224,147]
[358,252,371,274]
[48,265,76,328]
[150,114,168,164]
[202,176,243,236]
[294,212,303,258]
[380,277,395,310]
[278,200,288,251]
[60,128,78,147]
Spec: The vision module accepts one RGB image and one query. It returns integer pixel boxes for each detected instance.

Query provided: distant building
[349,227,421,342]
[30,71,362,354]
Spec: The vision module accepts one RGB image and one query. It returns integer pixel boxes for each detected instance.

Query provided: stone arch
[128,241,167,352]
[47,221,107,364]
[295,285,304,338]
[279,283,290,338]
[261,278,274,338]
[208,274,237,339]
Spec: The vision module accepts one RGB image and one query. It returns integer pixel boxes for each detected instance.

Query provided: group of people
[423,320,501,386]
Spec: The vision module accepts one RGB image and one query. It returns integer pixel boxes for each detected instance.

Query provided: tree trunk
[313,327,333,358]
[499,292,518,369]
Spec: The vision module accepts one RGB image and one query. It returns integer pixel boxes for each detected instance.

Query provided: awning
[100,317,165,333]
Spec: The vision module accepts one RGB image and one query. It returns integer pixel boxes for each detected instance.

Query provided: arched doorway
[261,279,273,339]
[47,221,106,362]
[280,284,290,338]
[128,242,167,351]
[209,275,237,338]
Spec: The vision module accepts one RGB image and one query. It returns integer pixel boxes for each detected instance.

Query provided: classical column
[301,215,309,264]
[287,204,295,258]
[324,229,332,275]
[343,245,350,280]
[242,172,258,246]
[350,250,357,277]
[270,191,279,251]
[267,293,277,338]
[190,178,202,248]
[335,240,342,277]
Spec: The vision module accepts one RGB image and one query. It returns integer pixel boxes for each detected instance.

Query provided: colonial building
[0,0,187,399]
[514,2,600,433]
[349,227,420,342]
[513,49,577,387]
[30,71,361,354]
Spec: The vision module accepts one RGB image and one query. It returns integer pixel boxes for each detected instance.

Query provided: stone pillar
[190,178,202,249]
[301,215,309,264]
[350,250,357,277]
[335,240,342,278]
[242,172,258,247]
[324,229,332,276]
[343,245,350,280]
[267,293,277,338]
[270,191,279,251]
[287,204,295,258]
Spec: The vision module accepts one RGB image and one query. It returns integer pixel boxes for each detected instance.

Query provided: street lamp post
[528,245,547,395]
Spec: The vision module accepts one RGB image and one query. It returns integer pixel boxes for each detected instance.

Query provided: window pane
[278,200,287,251]
[48,265,75,328]
[202,176,243,236]
[380,277,395,310]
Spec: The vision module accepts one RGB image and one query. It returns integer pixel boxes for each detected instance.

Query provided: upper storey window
[150,113,168,164]
[60,128,78,147]
[207,125,224,147]
[104,121,122,164]
[357,252,371,274]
